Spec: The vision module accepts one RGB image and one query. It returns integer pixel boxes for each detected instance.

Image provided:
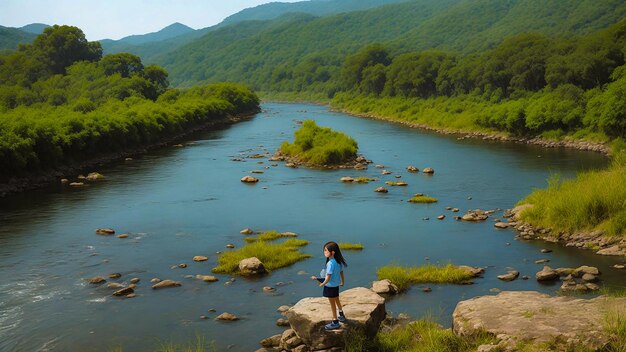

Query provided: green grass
[345,316,497,352]
[279,120,358,166]
[339,243,364,250]
[604,307,626,352]
[408,196,438,203]
[109,335,216,352]
[355,177,377,183]
[519,161,626,237]
[243,230,296,243]
[377,264,475,291]
[212,238,310,275]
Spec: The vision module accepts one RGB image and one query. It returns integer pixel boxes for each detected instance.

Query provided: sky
[0,0,303,40]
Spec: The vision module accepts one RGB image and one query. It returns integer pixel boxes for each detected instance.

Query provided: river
[0,103,622,352]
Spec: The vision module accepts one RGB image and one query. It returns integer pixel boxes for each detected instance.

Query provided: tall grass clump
[279,120,358,166]
[243,230,297,243]
[604,299,626,352]
[212,239,310,275]
[377,264,474,291]
[519,160,626,237]
[408,195,438,203]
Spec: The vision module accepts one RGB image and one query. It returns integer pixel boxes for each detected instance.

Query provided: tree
[100,53,144,78]
[29,25,101,75]
[341,44,391,89]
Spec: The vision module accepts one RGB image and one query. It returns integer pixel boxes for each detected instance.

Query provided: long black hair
[324,241,347,267]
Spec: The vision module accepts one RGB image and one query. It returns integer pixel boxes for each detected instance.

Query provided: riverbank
[0,112,255,198]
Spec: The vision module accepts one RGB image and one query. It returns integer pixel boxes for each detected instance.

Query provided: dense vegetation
[279,120,358,166]
[0,26,37,51]
[0,25,259,181]
[377,264,475,291]
[519,151,626,238]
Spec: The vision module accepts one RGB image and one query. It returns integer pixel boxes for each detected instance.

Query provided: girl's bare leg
[328,298,338,320]
[335,297,343,311]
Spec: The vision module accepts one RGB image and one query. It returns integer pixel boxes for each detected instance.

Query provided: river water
[0,103,622,351]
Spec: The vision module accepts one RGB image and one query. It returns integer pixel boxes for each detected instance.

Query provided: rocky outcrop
[241,175,259,183]
[453,291,626,351]
[283,287,386,351]
[151,280,181,289]
[371,279,398,295]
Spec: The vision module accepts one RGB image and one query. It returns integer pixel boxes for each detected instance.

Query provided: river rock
[150,278,161,283]
[374,187,388,193]
[89,277,106,284]
[277,305,291,313]
[241,175,259,183]
[534,259,550,264]
[260,334,282,348]
[596,245,626,256]
[381,169,392,175]
[494,222,509,229]
[422,167,434,174]
[193,256,208,262]
[196,275,219,283]
[225,244,235,248]
[109,273,121,279]
[340,176,354,182]
[86,172,105,181]
[96,228,115,235]
[216,312,239,321]
[462,210,489,221]
[239,257,266,275]
[151,280,181,289]
[130,278,140,284]
[406,166,418,172]
[574,265,600,277]
[240,228,254,235]
[582,273,597,282]
[117,233,129,238]
[284,287,386,350]
[453,291,626,351]
[69,182,84,187]
[276,318,290,326]
[458,266,485,277]
[437,215,445,220]
[112,287,134,296]
[497,271,519,281]
[371,279,398,294]
[535,266,559,281]
[107,282,124,289]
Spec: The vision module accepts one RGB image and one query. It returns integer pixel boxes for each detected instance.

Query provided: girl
[311,241,347,330]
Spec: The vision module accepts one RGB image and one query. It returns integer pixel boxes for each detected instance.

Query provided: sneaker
[324,321,341,330]
[337,312,346,322]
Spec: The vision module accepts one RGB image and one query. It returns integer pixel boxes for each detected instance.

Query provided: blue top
[324,258,343,287]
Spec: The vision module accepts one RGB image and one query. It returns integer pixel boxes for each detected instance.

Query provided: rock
[151,280,181,289]
[117,234,129,239]
[276,318,290,326]
[535,266,559,281]
[69,182,84,187]
[240,228,254,235]
[541,248,552,253]
[112,287,134,296]
[251,170,264,174]
[216,312,239,321]
[178,263,187,268]
[196,275,219,283]
[437,215,445,220]
[260,334,282,348]
[239,257,266,275]
[453,291,626,350]
[574,266,600,276]
[582,273,597,282]
[477,344,499,352]
[107,283,124,289]
[89,277,106,284]
[374,187,388,193]
[596,245,626,256]
[126,293,136,298]
[422,167,434,174]
[281,232,298,237]
[508,204,534,221]
[371,279,398,294]
[422,287,432,292]
[534,259,550,264]
[225,244,235,248]
[284,287,386,350]
[60,178,69,184]
[86,172,105,181]
[406,166,418,172]
[193,256,208,262]
[452,208,459,212]
[614,264,625,269]
[128,284,136,289]
[150,278,161,283]
[497,271,519,281]
[277,305,291,313]
[458,266,485,277]
[462,210,488,221]
[494,222,509,229]
[279,329,303,350]
[340,177,354,182]
[108,273,122,279]
[130,278,140,284]
[96,228,115,235]
[241,176,259,183]
[263,286,275,292]
[381,169,392,175]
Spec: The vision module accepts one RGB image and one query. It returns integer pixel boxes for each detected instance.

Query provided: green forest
[0,25,259,181]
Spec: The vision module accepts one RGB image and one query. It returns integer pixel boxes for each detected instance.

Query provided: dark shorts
[323,285,339,298]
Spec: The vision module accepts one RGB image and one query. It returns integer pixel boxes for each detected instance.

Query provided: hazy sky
[0,0,303,40]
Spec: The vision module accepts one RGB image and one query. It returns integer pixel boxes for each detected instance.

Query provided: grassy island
[212,238,310,275]
[408,195,438,203]
[377,264,475,291]
[279,120,358,166]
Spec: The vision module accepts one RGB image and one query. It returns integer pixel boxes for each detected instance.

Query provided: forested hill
[220,0,409,25]
[155,0,626,88]
[0,26,37,51]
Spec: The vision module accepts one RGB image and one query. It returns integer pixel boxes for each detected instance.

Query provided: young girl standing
[311,241,347,330]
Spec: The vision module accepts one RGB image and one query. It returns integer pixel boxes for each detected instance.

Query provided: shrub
[377,264,474,291]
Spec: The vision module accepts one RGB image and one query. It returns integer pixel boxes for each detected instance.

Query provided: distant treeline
[0,25,259,180]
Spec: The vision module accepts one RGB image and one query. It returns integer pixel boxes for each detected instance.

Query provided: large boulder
[239,257,266,275]
[371,279,398,294]
[453,291,626,351]
[284,287,386,350]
